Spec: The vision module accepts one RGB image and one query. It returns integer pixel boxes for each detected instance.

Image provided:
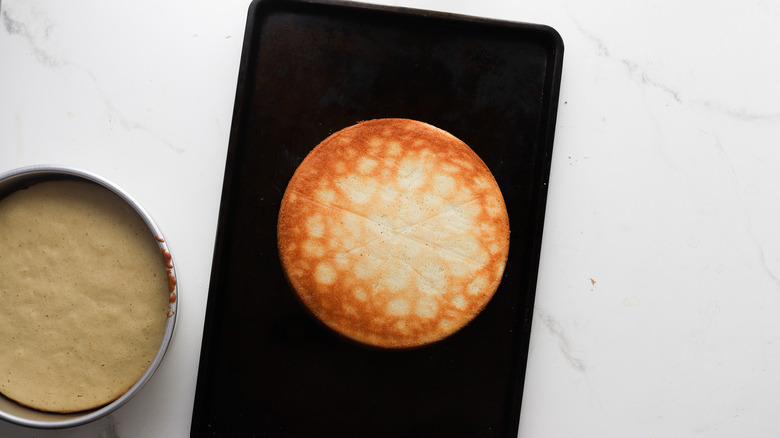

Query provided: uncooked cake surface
[0,180,169,412]
[277,119,510,348]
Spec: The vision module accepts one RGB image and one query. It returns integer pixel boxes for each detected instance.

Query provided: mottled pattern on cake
[278,119,510,348]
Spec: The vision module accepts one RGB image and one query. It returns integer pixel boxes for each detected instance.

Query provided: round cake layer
[0,180,169,413]
[278,119,510,348]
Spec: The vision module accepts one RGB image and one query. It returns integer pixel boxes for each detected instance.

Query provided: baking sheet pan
[192,0,563,436]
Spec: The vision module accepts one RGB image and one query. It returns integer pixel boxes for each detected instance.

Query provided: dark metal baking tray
[191,0,563,436]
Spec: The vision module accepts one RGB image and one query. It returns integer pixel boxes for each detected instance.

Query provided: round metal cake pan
[0,165,178,429]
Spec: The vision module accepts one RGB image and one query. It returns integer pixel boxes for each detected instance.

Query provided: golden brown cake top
[278,118,510,348]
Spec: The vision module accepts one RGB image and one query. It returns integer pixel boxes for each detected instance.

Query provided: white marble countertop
[2,0,779,436]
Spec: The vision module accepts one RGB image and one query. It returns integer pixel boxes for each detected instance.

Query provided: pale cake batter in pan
[0,180,169,413]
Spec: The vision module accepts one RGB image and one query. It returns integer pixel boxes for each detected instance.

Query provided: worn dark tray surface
[192,0,563,436]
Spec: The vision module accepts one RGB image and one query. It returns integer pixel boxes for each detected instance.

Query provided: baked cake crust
[278,119,510,348]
